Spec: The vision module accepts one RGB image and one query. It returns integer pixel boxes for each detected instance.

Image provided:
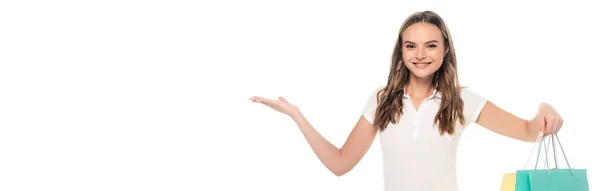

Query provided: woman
[249,10,563,191]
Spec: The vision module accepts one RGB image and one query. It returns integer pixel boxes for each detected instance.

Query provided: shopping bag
[499,173,516,191]
[515,169,589,191]
[499,132,545,191]
[528,169,589,190]
[513,133,590,191]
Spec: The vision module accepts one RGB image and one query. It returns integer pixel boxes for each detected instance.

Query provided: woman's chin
[409,70,436,80]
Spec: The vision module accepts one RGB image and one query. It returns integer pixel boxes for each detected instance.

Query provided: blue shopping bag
[514,133,589,191]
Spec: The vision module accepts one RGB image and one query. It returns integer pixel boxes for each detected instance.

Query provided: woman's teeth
[414,62,431,68]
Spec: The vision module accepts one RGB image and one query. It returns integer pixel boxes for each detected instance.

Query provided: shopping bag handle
[543,134,574,176]
[523,131,547,170]
[523,132,561,171]
[523,132,574,176]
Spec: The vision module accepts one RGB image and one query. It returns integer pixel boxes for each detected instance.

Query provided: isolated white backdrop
[0,0,598,191]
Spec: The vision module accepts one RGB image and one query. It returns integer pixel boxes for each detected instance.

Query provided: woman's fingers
[250,96,272,104]
[553,116,563,134]
[249,96,264,102]
[251,96,283,109]
[250,96,297,116]
[545,116,556,135]
[279,96,289,103]
[252,97,274,106]
[538,114,546,135]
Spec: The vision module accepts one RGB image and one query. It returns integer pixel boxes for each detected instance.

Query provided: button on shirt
[361,86,487,191]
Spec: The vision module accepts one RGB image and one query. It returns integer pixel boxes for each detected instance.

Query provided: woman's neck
[406,75,434,98]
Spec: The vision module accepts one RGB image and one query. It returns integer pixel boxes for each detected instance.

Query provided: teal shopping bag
[529,169,589,191]
[514,133,589,191]
[515,169,589,191]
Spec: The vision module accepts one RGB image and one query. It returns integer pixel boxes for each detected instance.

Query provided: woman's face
[402,22,446,80]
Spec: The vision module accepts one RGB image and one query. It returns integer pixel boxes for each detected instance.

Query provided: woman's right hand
[249,96,300,117]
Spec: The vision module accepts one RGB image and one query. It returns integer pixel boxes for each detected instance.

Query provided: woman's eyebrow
[403,40,439,44]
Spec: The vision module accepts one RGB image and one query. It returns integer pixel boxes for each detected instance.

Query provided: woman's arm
[250,96,378,176]
[291,112,378,176]
[475,101,563,142]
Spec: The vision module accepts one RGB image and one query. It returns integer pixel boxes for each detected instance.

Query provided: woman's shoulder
[459,86,487,103]
[459,86,481,96]
[373,85,386,91]
[366,85,386,96]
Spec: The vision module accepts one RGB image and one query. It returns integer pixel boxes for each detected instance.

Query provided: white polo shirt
[362,86,487,191]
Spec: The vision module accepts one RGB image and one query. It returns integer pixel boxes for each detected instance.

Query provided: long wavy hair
[373,10,465,135]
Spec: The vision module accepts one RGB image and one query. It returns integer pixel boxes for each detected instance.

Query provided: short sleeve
[461,87,488,126]
[361,86,384,124]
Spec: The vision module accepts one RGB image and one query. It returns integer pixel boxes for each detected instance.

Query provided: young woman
[249,10,563,191]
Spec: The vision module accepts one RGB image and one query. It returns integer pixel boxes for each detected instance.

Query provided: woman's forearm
[290,111,346,176]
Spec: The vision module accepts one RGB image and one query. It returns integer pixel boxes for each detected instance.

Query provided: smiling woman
[1,1,598,191]
[402,23,446,78]
[249,10,568,191]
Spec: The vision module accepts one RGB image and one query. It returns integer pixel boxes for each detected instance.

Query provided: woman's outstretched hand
[536,103,563,135]
[249,96,300,117]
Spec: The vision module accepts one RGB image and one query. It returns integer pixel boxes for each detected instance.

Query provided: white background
[1,0,598,190]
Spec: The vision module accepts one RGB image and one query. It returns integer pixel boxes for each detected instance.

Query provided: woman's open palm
[249,96,299,116]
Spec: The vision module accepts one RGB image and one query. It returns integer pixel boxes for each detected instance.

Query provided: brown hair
[373,10,465,135]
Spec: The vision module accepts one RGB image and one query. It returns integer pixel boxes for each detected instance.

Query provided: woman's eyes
[405,44,437,49]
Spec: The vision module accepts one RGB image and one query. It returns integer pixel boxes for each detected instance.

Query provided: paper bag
[502,133,590,191]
